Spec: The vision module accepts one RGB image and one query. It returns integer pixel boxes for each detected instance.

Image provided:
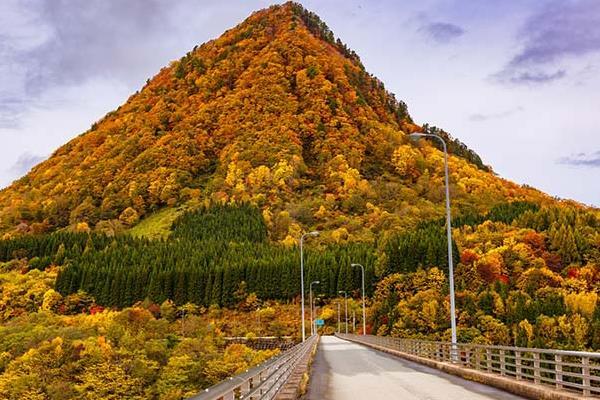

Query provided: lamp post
[409,132,457,361]
[310,280,320,335]
[351,263,367,335]
[337,301,341,333]
[338,290,348,334]
[300,231,319,342]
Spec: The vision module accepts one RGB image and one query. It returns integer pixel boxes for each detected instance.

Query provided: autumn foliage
[0,2,550,243]
[0,3,599,399]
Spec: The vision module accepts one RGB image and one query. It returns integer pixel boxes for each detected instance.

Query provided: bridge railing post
[223,390,235,400]
[582,356,591,396]
[500,349,506,376]
[533,352,541,385]
[465,345,471,368]
[515,350,521,380]
[554,354,562,390]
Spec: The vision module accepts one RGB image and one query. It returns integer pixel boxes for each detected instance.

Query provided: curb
[275,336,320,400]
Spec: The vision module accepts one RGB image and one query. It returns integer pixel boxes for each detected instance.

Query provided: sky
[0,0,598,206]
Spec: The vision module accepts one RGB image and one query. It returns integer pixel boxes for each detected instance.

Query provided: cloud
[495,0,600,85]
[558,151,600,167]
[0,0,173,131]
[469,106,524,122]
[0,98,26,128]
[18,0,170,93]
[511,1,600,67]
[7,152,46,175]
[500,69,566,85]
[420,22,465,44]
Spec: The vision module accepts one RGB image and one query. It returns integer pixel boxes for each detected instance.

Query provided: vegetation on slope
[371,204,600,350]
[128,207,184,240]
[0,2,547,244]
[0,265,287,400]
[0,205,376,308]
[0,199,598,400]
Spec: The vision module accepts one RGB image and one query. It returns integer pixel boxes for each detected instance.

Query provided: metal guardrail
[188,335,317,400]
[338,334,600,397]
[222,337,296,351]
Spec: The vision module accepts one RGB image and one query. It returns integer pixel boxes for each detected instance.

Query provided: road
[306,336,525,400]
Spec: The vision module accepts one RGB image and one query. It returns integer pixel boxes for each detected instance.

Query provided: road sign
[315,319,325,326]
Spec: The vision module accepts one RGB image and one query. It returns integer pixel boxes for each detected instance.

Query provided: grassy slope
[127,207,184,240]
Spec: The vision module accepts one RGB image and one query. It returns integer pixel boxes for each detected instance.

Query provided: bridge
[189,334,600,400]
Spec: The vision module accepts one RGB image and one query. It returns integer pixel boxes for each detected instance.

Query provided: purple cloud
[506,69,566,84]
[558,151,600,167]
[469,106,524,122]
[8,152,45,175]
[420,22,465,44]
[496,0,600,85]
[0,98,25,128]
[511,0,600,67]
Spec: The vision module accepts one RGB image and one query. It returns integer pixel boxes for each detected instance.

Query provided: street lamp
[409,132,457,360]
[300,231,319,342]
[337,301,341,333]
[310,280,320,335]
[351,263,367,335]
[338,290,348,334]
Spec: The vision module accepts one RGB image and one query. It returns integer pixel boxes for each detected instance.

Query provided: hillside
[1,3,600,399]
[0,2,551,242]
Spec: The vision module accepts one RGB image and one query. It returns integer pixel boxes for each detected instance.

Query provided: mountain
[0,2,553,240]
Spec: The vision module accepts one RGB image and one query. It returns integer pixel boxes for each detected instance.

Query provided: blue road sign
[315,319,325,326]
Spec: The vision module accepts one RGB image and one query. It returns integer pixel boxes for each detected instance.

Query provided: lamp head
[409,133,425,141]
[351,263,359,267]
[315,280,320,284]
[309,231,320,236]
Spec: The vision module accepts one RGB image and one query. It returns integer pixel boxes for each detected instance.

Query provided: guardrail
[188,335,318,400]
[338,334,600,397]
[223,336,296,351]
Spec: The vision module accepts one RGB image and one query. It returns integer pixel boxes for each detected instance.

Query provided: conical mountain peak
[0,3,545,236]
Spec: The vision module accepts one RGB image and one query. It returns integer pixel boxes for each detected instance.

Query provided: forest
[0,204,376,308]
[0,262,291,399]
[2,200,598,352]
[372,203,600,350]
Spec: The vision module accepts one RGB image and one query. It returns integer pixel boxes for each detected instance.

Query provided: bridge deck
[307,336,525,400]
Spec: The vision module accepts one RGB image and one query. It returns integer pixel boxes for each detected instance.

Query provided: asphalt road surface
[306,336,525,400]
